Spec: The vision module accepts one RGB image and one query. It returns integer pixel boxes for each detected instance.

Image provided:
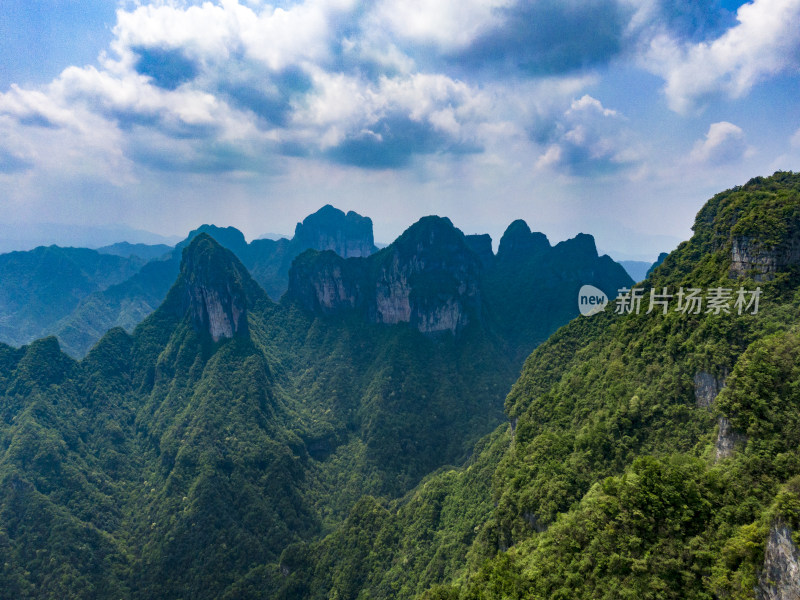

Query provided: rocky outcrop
[372,216,481,334]
[288,250,365,315]
[180,234,250,342]
[293,205,377,258]
[694,370,727,409]
[730,236,800,281]
[288,216,482,335]
[715,416,747,460]
[757,522,800,600]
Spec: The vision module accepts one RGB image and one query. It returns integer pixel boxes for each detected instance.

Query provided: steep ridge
[0,226,540,598]
[289,215,632,354]
[265,171,800,599]
[288,216,482,334]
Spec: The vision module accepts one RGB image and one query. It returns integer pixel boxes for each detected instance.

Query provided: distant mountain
[0,222,180,253]
[0,246,144,349]
[0,205,379,357]
[290,216,632,360]
[96,241,173,261]
[619,259,652,282]
[257,232,291,241]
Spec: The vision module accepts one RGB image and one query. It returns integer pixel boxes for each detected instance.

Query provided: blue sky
[1,0,799,260]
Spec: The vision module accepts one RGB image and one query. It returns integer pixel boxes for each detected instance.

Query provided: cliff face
[730,236,800,281]
[180,234,251,341]
[289,216,481,335]
[373,217,481,333]
[293,205,377,258]
[757,522,800,600]
[288,250,366,315]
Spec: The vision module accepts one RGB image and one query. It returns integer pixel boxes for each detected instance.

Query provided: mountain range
[2,172,799,599]
[0,203,631,598]
[0,204,632,359]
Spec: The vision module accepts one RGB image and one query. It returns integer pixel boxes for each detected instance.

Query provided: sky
[1,0,799,260]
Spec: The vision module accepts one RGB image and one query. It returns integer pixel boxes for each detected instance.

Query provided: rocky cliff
[179,234,253,341]
[288,216,482,334]
[757,522,800,600]
[730,236,800,281]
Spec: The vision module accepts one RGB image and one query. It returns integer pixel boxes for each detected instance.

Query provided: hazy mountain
[0,246,145,348]
[0,223,180,254]
[0,206,379,357]
[96,241,173,261]
[619,259,653,282]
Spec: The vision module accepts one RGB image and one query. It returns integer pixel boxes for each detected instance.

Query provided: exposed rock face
[730,236,800,281]
[694,370,727,409]
[372,216,481,334]
[288,250,365,315]
[715,416,747,460]
[757,522,800,600]
[181,234,250,342]
[288,216,481,335]
[293,205,377,258]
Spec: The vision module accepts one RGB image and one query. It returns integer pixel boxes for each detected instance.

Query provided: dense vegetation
[0,208,627,598]
[4,172,799,599]
[278,172,800,599]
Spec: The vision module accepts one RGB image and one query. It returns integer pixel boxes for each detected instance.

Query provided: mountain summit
[292,204,377,258]
[178,233,256,341]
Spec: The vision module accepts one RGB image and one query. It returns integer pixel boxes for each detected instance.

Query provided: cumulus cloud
[689,121,747,165]
[535,95,640,176]
[642,0,800,112]
[0,0,794,185]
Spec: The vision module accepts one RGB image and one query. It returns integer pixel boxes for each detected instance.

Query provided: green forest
[1,172,800,599]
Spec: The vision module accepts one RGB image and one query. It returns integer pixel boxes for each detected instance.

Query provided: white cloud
[369,0,511,50]
[642,0,800,112]
[689,121,747,165]
[536,95,640,176]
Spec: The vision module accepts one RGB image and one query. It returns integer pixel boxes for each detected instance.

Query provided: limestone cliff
[730,235,800,281]
[179,233,253,341]
[288,216,481,335]
[757,522,800,600]
[694,370,727,409]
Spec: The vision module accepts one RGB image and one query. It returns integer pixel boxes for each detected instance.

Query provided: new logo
[578,285,608,316]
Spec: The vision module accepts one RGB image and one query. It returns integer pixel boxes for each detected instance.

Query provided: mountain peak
[180,233,251,341]
[498,220,550,260]
[179,224,248,255]
[553,232,598,259]
[293,205,376,258]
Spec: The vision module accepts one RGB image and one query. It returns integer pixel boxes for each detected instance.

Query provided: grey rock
[757,522,800,600]
[715,416,747,460]
[731,236,800,281]
[694,370,727,409]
